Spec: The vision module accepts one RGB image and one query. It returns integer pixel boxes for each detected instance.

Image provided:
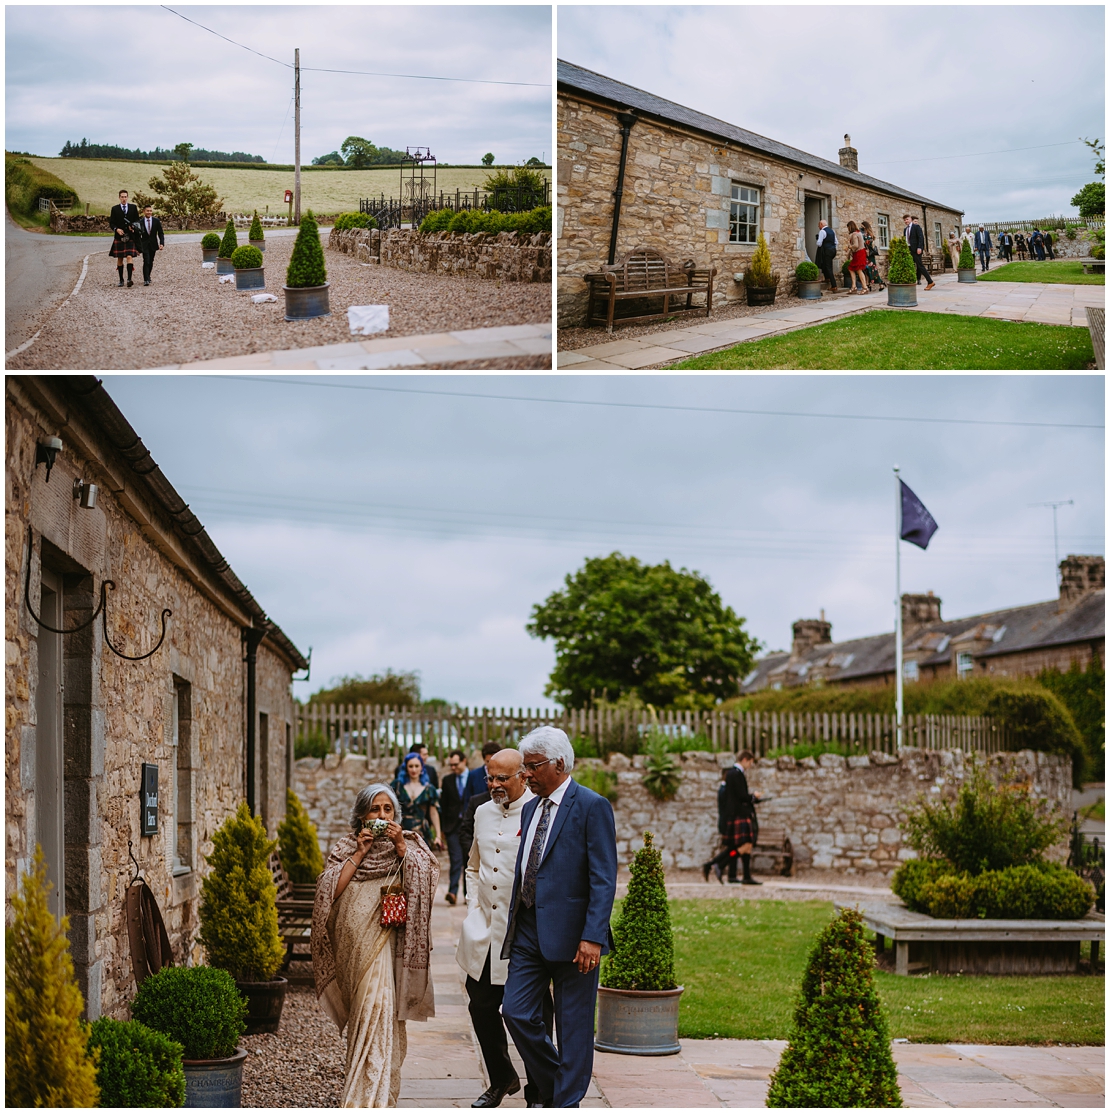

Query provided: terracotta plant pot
[182,1047,247,1108]
[887,282,918,308]
[958,268,977,283]
[215,257,234,275]
[234,267,265,291]
[283,282,331,321]
[594,985,684,1055]
[235,975,288,1034]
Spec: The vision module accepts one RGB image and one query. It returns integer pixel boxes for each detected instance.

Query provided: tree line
[59,139,264,163]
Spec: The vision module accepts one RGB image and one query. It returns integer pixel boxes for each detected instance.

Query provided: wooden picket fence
[295,704,1008,760]
[972,216,1104,234]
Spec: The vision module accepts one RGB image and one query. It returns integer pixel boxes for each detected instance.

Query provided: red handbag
[380,859,407,927]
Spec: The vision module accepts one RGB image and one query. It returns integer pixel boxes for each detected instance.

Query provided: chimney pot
[1058,554,1105,606]
[838,136,858,172]
[792,617,832,659]
[902,592,942,633]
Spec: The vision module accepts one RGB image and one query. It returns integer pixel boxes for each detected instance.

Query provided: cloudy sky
[6,5,551,165]
[558,4,1105,222]
[99,375,1104,709]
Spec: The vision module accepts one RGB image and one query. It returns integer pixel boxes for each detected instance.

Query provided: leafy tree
[308,668,422,707]
[173,142,193,162]
[983,686,1087,786]
[1082,136,1104,178]
[483,164,546,210]
[340,136,377,169]
[1071,181,1105,219]
[285,210,328,287]
[132,161,223,229]
[6,847,100,1107]
[527,552,761,709]
[765,908,901,1108]
[481,152,495,166]
[278,789,325,884]
[312,151,345,166]
[525,156,544,166]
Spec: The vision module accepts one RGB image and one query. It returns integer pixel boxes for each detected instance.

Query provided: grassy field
[674,311,1095,370]
[661,899,1103,1044]
[977,260,1105,285]
[25,157,550,216]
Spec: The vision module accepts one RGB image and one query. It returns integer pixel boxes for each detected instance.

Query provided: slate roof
[742,591,1104,693]
[558,59,962,215]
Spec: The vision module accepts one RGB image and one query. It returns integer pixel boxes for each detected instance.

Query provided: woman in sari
[312,783,440,1107]
[392,752,444,850]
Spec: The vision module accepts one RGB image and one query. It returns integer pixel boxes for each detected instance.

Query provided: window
[171,679,193,874]
[729,184,760,244]
[934,222,942,250]
[956,652,974,679]
[903,660,919,682]
[877,213,889,248]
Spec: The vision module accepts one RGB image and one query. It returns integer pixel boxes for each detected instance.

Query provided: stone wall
[557,92,963,326]
[293,748,1071,876]
[328,227,552,283]
[49,211,234,234]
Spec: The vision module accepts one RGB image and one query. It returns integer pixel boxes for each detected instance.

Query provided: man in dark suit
[135,206,165,286]
[460,787,491,862]
[902,214,935,289]
[974,225,993,272]
[998,230,1014,263]
[501,727,617,1108]
[1043,230,1055,260]
[463,741,502,805]
[721,750,762,885]
[440,749,469,904]
[108,189,141,287]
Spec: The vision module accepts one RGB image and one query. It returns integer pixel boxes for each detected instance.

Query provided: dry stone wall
[294,748,1071,875]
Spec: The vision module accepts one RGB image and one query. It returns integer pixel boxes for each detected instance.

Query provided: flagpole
[894,466,903,750]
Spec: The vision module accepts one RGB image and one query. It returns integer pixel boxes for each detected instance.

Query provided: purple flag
[900,480,938,550]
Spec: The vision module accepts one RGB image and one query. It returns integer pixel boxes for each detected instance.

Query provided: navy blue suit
[462,765,488,804]
[974,230,993,271]
[500,777,617,1107]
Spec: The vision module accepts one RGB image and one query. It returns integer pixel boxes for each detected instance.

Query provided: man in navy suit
[974,225,993,272]
[902,214,935,290]
[500,726,617,1108]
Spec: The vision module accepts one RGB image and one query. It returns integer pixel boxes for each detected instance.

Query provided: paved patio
[557,272,1104,369]
[399,878,1105,1108]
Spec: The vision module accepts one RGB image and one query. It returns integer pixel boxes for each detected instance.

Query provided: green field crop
[27,158,550,216]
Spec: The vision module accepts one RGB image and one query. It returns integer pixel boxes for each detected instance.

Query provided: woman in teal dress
[392,752,444,850]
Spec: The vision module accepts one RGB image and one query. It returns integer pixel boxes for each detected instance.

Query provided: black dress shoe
[126,279,133,287]
[472,1079,521,1107]
[713,863,724,884]
[702,862,712,882]
[144,279,150,286]
[741,877,763,886]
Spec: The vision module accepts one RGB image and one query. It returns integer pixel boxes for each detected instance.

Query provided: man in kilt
[109,189,141,287]
[722,750,762,885]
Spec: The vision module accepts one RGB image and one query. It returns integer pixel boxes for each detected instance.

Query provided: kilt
[109,231,139,259]
[724,815,758,848]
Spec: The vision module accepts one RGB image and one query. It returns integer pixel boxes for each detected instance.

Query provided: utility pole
[294,47,301,226]
[894,466,903,750]
[1030,499,1073,587]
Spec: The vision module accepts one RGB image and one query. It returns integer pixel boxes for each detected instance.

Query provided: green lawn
[674,311,1094,370]
[1081,797,1105,822]
[663,899,1103,1045]
[978,260,1104,285]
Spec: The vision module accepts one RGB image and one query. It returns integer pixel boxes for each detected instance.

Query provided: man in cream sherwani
[456,748,552,1108]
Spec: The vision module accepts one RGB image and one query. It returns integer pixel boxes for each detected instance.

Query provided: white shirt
[519,774,572,872]
[815,227,827,248]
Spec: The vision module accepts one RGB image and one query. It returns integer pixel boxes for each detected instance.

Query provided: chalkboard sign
[140,763,159,837]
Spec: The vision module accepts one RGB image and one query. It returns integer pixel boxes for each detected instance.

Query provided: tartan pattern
[109,231,139,259]
[724,816,757,848]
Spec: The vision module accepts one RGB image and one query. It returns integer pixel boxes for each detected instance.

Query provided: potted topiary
[283,210,330,320]
[131,965,247,1108]
[201,232,221,264]
[87,1017,186,1108]
[885,235,918,307]
[795,259,823,299]
[248,211,265,253]
[840,257,854,290]
[742,231,780,306]
[765,908,901,1107]
[230,244,265,291]
[216,219,237,275]
[278,788,324,885]
[198,802,287,1034]
[957,237,977,283]
[595,831,683,1055]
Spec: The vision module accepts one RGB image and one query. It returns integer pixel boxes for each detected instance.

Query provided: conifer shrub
[217,219,237,258]
[333,211,376,231]
[886,236,917,283]
[230,244,263,270]
[285,210,328,288]
[248,211,264,241]
[278,789,325,884]
[600,831,677,990]
[198,802,285,982]
[958,237,976,270]
[201,232,221,249]
[131,966,246,1061]
[743,231,779,288]
[5,847,100,1107]
[87,1018,185,1107]
[795,260,820,280]
[765,908,901,1108]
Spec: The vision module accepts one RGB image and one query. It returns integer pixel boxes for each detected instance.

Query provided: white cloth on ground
[348,305,390,335]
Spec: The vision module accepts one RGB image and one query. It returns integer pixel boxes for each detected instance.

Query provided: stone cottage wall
[557,93,963,326]
[294,748,1071,875]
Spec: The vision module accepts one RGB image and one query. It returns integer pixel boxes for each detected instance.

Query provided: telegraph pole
[294,47,301,225]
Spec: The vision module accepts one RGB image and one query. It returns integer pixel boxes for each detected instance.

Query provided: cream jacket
[455,788,533,985]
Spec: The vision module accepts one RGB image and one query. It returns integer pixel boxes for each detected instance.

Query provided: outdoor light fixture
[35,436,63,482]
[73,477,98,510]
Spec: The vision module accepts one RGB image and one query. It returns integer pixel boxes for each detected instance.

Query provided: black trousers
[817,250,836,287]
[142,248,159,282]
[446,829,464,896]
[913,251,933,284]
[467,949,553,1100]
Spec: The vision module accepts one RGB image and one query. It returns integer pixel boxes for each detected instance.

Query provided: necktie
[146,219,151,233]
[520,799,553,908]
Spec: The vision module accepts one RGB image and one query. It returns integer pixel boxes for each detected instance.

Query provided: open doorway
[804,196,827,261]
[35,568,65,921]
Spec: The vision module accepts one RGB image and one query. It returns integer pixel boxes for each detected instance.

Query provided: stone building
[557,60,964,326]
[742,555,1104,692]
[5,376,308,1020]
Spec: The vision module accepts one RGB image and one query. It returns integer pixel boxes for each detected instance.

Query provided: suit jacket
[135,216,164,252]
[460,791,490,859]
[462,765,487,803]
[999,233,1014,248]
[974,230,993,252]
[500,777,617,964]
[906,222,926,253]
[109,203,139,236]
[721,764,757,823]
[439,770,468,835]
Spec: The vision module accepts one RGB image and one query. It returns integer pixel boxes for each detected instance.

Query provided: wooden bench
[584,247,716,332]
[270,853,316,985]
[1087,306,1104,370]
[750,827,794,877]
[1080,257,1105,275]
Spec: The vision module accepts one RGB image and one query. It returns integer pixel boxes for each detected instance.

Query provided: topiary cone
[248,211,264,242]
[278,789,324,884]
[886,236,917,285]
[218,219,237,259]
[285,210,328,288]
[766,907,901,1108]
[958,238,976,270]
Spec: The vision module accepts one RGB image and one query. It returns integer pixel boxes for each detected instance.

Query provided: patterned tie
[520,799,552,908]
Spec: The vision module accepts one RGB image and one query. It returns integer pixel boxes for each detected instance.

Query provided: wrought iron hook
[128,839,142,885]
[23,526,107,633]
[102,582,172,661]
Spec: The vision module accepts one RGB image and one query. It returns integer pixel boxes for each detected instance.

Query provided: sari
[312,830,439,1107]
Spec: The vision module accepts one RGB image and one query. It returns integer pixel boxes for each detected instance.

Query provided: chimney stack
[1059,555,1105,606]
[838,134,858,172]
[792,617,832,659]
[902,591,942,634]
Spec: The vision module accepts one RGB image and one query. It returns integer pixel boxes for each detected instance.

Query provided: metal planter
[283,282,331,321]
[796,278,823,300]
[249,239,266,253]
[182,1048,247,1108]
[236,976,287,1034]
[887,282,918,308]
[958,268,978,283]
[594,985,684,1056]
[234,267,265,291]
[215,257,235,275]
[201,247,218,264]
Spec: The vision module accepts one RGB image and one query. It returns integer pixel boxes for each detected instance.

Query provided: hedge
[418,204,551,236]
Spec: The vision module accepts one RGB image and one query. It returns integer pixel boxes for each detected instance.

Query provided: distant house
[743,555,1104,693]
[5,376,308,1020]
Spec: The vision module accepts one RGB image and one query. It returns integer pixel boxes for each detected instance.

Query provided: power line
[161,6,289,67]
[210,377,1103,431]
[868,140,1082,167]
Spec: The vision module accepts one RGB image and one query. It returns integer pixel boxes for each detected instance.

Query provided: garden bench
[750,827,794,877]
[1081,258,1105,275]
[583,247,715,332]
[836,900,1105,976]
[1088,307,1104,370]
[270,853,316,985]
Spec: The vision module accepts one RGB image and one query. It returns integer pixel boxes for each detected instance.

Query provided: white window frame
[729,184,760,244]
[956,651,974,679]
[934,222,943,250]
[903,660,919,683]
[877,213,890,248]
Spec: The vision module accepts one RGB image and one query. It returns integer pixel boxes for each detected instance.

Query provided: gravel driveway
[8,235,550,370]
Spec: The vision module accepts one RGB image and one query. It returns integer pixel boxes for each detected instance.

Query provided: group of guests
[109,189,165,286]
[952,225,1057,273]
[812,213,936,293]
